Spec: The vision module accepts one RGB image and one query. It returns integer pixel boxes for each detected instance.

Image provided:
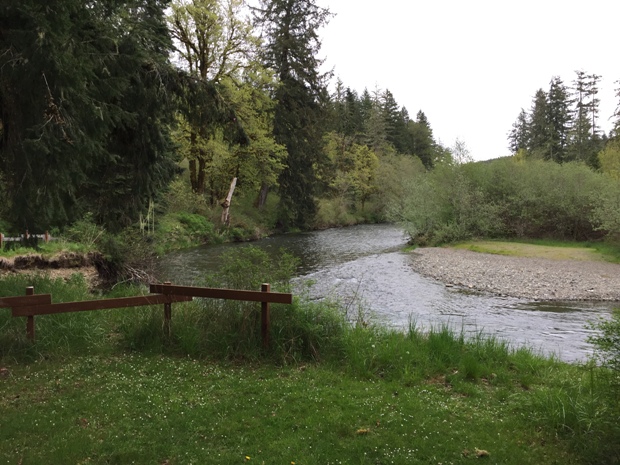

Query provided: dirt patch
[0,252,103,289]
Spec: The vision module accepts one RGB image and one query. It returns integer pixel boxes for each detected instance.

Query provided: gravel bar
[409,247,620,301]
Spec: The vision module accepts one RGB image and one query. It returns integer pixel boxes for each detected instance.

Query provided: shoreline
[409,247,620,302]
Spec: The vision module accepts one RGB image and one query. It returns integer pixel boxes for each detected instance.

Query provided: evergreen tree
[407,111,437,169]
[528,89,551,159]
[381,89,407,152]
[508,108,530,155]
[254,0,331,229]
[613,80,620,139]
[0,0,178,231]
[344,88,364,138]
[546,76,572,162]
[567,70,601,166]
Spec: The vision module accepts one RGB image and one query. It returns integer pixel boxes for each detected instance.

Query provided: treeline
[0,0,442,234]
[508,71,620,167]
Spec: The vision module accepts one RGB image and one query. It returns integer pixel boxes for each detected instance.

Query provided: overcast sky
[316,0,619,160]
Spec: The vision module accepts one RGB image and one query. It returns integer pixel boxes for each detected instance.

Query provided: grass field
[0,247,619,464]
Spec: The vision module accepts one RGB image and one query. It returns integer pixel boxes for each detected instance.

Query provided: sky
[315,0,619,161]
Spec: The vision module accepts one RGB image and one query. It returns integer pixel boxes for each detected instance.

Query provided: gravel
[409,247,620,301]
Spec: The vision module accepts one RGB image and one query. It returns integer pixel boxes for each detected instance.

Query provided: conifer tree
[546,76,572,163]
[528,89,551,159]
[508,108,530,155]
[254,0,331,229]
[0,0,177,230]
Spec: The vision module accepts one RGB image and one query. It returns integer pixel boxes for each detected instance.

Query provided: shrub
[393,158,619,245]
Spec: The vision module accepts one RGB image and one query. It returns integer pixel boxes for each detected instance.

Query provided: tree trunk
[196,158,206,195]
[255,183,269,209]
[189,131,198,192]
[221,177,237,226]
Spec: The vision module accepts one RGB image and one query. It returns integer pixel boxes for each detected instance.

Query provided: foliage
[63,213,106,249]
[254,0,332,229]
[589,310,620,374]
[168,0,263,201]
[392,158,620,245]
[598,138,620,180]
[0,0,179,231]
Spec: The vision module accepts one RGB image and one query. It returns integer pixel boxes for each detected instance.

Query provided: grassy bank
[1,266,619,464]
[452,239,620,264]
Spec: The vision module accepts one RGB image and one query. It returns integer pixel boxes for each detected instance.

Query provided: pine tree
[0,0,178,231]
[567,70,601,166]
[408,110,437,169]
[254,0,331,229]
[528,89,551,159]
[546,76,572,163]
[508,108,530,155]
[612,80,620,139]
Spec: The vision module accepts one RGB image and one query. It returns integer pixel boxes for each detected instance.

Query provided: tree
[611,80,620,139]
[599,139,620,180]
[546,76,572,163]
[323,132,378,210]
[168,0,257,197]
[381,89,408,153]
[528,89,551,159]
[0,0,178,231]
[254,0,332,229]
[408,110,437,169]
[567,70,602,166]
[508,108,530,155]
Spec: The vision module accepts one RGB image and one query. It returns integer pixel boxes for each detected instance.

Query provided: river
[158,224,615,363]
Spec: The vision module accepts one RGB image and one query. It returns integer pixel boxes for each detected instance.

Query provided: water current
[158,224,615,363]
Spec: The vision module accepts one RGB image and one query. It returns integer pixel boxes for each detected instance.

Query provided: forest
[1,0,620,249]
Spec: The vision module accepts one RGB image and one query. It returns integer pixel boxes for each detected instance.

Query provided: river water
[158,224,615,363]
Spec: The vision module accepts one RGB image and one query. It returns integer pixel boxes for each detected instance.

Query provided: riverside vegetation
[1,248,620,464]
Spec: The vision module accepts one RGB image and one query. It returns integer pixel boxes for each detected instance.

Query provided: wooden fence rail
[0,231,52,248]
[0,282,293,348]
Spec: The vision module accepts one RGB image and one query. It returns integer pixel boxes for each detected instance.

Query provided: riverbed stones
[409,247,620,301]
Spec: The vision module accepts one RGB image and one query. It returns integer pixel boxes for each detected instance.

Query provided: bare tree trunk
[221,177,237,226]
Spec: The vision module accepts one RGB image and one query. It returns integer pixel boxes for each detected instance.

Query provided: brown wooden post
[0,233,3,250]
[26,286,35,341]
[44,231,49,243]
[261,283,270,350]
[163,281,172,337]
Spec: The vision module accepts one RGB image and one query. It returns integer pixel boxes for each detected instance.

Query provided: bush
[589,309,620,375]
[392,158,619,245]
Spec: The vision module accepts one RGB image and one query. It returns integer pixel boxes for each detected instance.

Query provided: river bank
[410,247,620,301]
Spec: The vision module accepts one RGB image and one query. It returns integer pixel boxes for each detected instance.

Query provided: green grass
[453,238,620,263]
[0,354,580,465]
[1,265,619,464]
[0,239,95,259]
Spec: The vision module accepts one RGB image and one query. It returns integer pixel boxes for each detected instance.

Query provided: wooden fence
[1,282,293,348]
[0,231,52,248]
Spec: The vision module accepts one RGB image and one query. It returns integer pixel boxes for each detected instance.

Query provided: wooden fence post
[44,231,49,243]
[0,233,3,249]
[261,283,270,350]
[163,281,172,337]
[26,287,35,341]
